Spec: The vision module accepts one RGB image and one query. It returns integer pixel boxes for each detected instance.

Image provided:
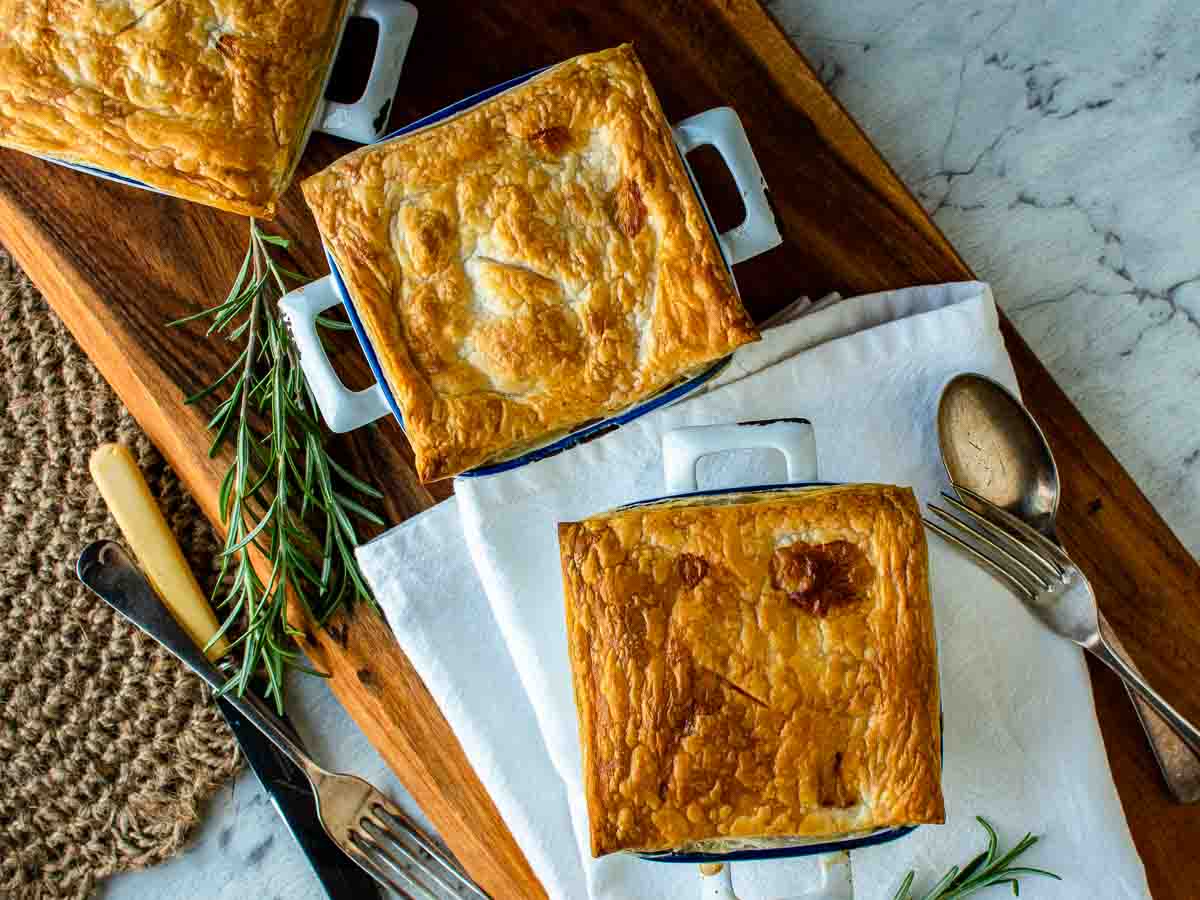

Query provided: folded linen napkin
[360,283,1150,899]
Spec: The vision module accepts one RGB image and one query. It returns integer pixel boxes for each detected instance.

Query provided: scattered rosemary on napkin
[170,219,382,711]
[892,817,1060,899]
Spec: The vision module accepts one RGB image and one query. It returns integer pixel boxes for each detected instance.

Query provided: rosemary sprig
[892,818,1061,900]
[170,219,383,712]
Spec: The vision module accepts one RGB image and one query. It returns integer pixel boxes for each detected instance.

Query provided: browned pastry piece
[0,1,350,216]
[558,484,944,856]
[303,45,760,481]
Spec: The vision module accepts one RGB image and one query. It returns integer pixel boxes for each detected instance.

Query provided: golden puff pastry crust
[302,45,760,482]
[0,1,351,216]
[558,484,943,857]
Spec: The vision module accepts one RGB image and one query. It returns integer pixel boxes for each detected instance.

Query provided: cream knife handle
[89,443,228,659]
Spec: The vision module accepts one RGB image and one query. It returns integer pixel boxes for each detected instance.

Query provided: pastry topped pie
[302,45,760,482]
[0,1,351,216]
[558,484,943,856]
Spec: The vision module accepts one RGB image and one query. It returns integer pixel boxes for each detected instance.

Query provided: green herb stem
[172,219,381,712]
[891,817,1061,900]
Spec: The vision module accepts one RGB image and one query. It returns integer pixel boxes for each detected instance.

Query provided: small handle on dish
[699,863,738,899]
[673,107,783,266]
[317,0,419,144]
[663,419,817,493]
[696,851,852,899]
[279,275,391,433]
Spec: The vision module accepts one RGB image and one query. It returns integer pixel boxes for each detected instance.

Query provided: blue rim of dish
[637,824,918,864]
[379,64,555,142]
[618,480,837,511]
[617,480,929,863]
[327,249,730,477]
[40,158,160,193]
[326,62,739,478]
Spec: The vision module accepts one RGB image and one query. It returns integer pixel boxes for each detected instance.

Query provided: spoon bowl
[937,373,1059,535]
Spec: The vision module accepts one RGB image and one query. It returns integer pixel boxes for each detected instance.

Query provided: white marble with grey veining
[770,0,1200,557]
[102,671,435,900]
[102,2,1200,897]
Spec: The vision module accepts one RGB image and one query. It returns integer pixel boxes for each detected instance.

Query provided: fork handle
[1090,636,1200,758]
[76,540,321,781]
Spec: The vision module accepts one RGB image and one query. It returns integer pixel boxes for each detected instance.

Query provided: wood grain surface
[0,1,1196,897]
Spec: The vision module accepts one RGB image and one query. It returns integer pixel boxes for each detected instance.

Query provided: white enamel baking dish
[281,66,784,478]
[636,420,927,898]
[39,0,418,195]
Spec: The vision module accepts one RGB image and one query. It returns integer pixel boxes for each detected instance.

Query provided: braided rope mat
[0,249,240,898]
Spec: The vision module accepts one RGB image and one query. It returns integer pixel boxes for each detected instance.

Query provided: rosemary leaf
[333,491,386,527]
[892,818,1061,900]
[170,218,381,713]
[328,455,384,499]
[286,546,325,591]
[207,398,241,457]
[316,314,354,331]
[169,303,230,327]
[276,264,310,283]
[186,348,247,404]
[219,499,276,557]
[226,316,253,343]
[924,866,960,900]
[949,850,991,889]
[892,872,915,900]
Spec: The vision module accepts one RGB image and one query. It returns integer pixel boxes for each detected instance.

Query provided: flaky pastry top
[558,484,943,856]
[0,1,350,216]
[302,45,760,481]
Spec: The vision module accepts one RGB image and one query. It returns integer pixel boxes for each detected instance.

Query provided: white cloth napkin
[359,283,1150,900]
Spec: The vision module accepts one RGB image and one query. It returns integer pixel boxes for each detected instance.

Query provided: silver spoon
[937,372,1200,803]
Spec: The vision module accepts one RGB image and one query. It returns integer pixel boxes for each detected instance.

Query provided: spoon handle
[1100,615,1200,803]
[1090,637,1200,758]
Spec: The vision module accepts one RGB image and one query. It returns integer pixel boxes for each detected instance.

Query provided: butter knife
[87,444,380,899]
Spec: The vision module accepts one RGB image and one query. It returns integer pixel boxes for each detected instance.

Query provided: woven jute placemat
[0,248,240,899]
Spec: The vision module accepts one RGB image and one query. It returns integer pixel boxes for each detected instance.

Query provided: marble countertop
[104,1,1199,896]
[772,0,1200,560]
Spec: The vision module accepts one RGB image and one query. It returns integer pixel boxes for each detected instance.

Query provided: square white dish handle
[662,420,817,492]
[315,0,419,144]
[700,853,851,900]
[674,107,783,266]
[280,277,393,434]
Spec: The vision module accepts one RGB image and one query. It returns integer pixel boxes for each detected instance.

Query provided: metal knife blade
[76,539,379,900]
[215,697,382,900]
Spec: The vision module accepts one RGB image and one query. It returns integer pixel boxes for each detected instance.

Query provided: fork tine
[361,816,468,898]
[923,517,1038,600]
[936,489,1060,580]
[372,803,489,898]
[347,833,429,899]
[370,802,446,863]
[926,504,1051,595]
[350,830,439,900]
[936,494,1070,585]
[950,482,1071,575]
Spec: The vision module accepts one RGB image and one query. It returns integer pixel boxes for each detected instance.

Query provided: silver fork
[926,484,1200,756]
[77,539,489,900]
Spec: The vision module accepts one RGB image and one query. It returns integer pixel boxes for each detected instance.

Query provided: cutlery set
[79,445,486,899]
[73,372,1198,898]
[930,374,1200,789]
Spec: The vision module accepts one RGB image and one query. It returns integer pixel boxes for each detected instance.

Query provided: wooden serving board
[0,1,1197,896]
